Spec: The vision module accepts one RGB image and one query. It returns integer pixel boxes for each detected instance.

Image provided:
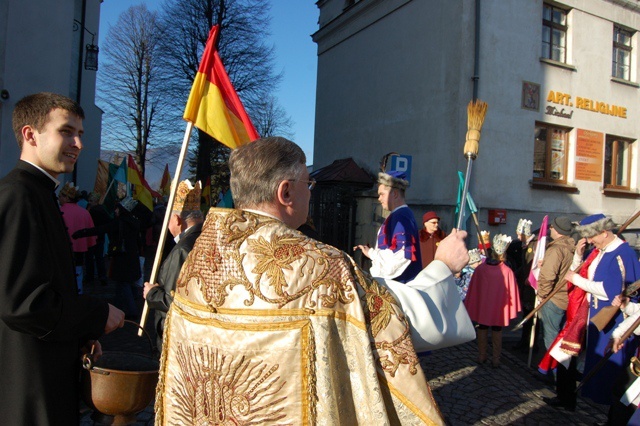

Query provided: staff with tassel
[456,100,488,230]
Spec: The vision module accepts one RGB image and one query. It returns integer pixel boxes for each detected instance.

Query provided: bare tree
[157,0,292,183]
[98,4,173,175]
[250,95,295,138]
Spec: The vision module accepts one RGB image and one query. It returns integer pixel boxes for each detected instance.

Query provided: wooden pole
[138,122,194,336]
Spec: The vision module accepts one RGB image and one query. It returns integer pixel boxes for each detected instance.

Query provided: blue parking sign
[389,155,412,183]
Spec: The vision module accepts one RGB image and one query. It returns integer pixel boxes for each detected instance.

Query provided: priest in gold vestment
[156,137,465,425]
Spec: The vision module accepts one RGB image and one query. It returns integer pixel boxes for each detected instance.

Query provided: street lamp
[73,19,99,71]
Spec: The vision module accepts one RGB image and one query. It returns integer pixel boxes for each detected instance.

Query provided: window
[542,3,568,63]
[533,123,570,183]
[604,136,633,189]
[613,26,633,80]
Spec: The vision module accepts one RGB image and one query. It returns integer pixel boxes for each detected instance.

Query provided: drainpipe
[472,0,480,100]
[73,0,87,184]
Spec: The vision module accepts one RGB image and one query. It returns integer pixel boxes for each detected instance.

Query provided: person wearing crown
[507,218,540,353]
[354,170,422,283]
[464,234,521,367]
[454,248,484,301]
[59,182,96,294]
[143,180,204,349]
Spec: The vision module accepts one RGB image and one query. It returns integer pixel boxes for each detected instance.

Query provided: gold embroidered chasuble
[156,208,444,425]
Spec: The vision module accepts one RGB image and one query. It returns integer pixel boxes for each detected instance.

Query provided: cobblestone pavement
[79,279,608,425]
[421,334,608,426]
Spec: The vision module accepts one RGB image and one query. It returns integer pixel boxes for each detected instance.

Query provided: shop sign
[545,90,627,120]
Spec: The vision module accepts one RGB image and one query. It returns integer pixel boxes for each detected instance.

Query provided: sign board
[388,155,413,183]
[575,129,603,182]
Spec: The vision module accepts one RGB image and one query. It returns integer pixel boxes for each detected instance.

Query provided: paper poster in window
[575,129,603,182]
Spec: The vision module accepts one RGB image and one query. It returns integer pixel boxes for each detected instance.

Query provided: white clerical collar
[176,224,195,243]
[23,160,60,188]
[244,208,282,222]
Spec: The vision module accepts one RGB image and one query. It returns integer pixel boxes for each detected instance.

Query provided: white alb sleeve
[368,247,411,280]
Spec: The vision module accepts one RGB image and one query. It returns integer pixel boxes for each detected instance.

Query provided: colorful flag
[93,159,110,196]
[127,155,161,211]
[160,164,171,196]
[113,157,128,184]
[528,215,549,291]
[183,25,259,149]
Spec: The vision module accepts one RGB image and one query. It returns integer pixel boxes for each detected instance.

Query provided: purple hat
[579,213,607,226]
[575,213,615,238]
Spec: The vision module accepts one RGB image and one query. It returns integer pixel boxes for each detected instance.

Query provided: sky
[98,0,318,171]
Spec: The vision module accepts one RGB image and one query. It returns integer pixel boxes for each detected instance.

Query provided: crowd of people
[2,92,640,424]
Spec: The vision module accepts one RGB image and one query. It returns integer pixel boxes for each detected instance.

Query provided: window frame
[533,122,571,185]
[613,25,633,81]
[604,135,634,191]
[542,3,568,63]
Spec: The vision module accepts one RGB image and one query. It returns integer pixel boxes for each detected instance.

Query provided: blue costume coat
[581,240,640,404]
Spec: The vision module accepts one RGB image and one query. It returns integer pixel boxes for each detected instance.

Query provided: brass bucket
[81,321,159,425]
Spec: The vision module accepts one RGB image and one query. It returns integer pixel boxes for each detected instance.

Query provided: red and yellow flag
[183,25,259,149]
[127,155,161,211]
[160,164,171,196]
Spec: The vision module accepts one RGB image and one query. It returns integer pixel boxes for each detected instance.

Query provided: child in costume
[464,234,521,366]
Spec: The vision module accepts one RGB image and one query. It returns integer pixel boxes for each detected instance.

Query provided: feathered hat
[516,218,533,237]
[173,180,202,213]
[378,170,409,191]
[574,213,616,238]
[59,182,79,200]
[492,234,512,255]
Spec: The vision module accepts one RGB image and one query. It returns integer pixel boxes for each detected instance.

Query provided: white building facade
[0,0,103,190]
[312,0,640,243]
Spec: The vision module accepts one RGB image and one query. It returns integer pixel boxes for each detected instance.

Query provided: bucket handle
[82,320,155,371]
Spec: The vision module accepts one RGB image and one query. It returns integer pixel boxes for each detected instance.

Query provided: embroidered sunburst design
[171,344,290,425]
[249,235,307,296]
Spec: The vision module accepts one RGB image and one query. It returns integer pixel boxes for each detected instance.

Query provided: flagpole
[99,178,116,205]
[138,121,194,336]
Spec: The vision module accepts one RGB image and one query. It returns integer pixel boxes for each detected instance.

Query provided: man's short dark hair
[12,92,85,149]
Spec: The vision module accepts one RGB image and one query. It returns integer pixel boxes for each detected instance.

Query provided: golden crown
[173,180,201,212]
[492,234,512,255]
[516,218,533,236]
